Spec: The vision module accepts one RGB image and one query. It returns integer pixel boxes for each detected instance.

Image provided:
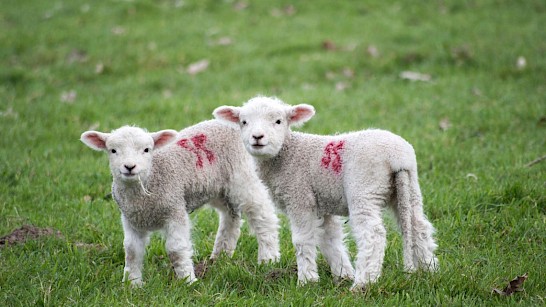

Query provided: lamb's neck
[112,177,150,199]
[254,132,297,178]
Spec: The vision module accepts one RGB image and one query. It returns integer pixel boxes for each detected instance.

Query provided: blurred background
[1,0,544,304]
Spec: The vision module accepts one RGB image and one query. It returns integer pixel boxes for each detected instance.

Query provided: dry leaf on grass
[61,90,77,103]
[439,117,451,131]
[336,81,349,91]
[187,60,210,75]
[173,0,184,8]
[516,56,526,70]
[466,173,478,180]
[472,87,483,97]
[335,81,349,91]
[233,1,248,11]
[214,37,233,46]
[322,40,337,51]
[400,71,432,82]
[0,107,18,118]
[451,45,473,64]
[95,63,105,74]
[162,89,173,99]
[342,68,354,78]
[67,49,88,64]
[492,273,528,296]
[87,122,100,131]
[111,26,126,35]
[271,5,296,17]
[367,45,380,58]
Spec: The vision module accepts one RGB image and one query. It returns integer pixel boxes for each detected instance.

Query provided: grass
[1,0,545,305]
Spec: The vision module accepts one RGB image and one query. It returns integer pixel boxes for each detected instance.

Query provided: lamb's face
[105,128,156,182]
[213,96,316,159]
[81,126,178,183]
[237,100,290,158]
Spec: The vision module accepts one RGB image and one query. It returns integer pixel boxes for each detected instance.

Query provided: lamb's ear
[81,131,109,151]
[288,104,315,126]
[151,130,178,149]
[213,106,241,123]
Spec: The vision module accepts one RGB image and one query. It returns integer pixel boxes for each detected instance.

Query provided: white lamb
[214,96,438,290]
[80,120,280,286]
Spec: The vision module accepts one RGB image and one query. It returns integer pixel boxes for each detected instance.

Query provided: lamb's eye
[275,119,282,125]
[242,120,247,125]
[111,149,117,154]
[144,148,150,153]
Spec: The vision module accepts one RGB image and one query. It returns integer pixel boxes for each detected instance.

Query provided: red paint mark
[321,140,344,173]
[177,134,215,168]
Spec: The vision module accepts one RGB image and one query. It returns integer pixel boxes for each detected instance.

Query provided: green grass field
[1,0,545,305]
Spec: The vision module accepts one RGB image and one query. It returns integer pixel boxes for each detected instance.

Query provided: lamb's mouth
[121,172,137,178]
[251,144,265,149]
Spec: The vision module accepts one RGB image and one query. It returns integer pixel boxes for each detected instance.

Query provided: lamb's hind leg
[407,172,438,271]
[165,213,196,283]
[411,211,438,271]
[318,215,354,280]
[229,177,280,263]
[208,198,242,259]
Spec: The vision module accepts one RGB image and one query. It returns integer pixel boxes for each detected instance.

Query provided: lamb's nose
[124,164,136,172]
[252,134,264,140]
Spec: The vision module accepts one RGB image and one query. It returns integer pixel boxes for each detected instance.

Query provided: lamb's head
[81,126,177,183]
[213,96,315,159]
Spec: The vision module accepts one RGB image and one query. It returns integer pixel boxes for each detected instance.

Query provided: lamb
[80,120,280,286]
[213,96,438,290]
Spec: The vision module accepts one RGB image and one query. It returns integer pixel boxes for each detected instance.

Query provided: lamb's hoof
[335,268,355,281]
[350,283,367,293]
[181,273,197,284]
[210,249,235,260]
[333,274,354,285]
[123,279,144,288]
[123,273,144,288]
[258,253,281,264]
[297,273,319,286]
[423,257,439,272]
[176,275,197,285]
[174,268,197,284]
[404,264,417,274]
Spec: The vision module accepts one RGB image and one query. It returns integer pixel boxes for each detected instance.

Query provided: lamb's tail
[394,170,439,272]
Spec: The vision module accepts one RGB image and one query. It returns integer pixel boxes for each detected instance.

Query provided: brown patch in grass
[194,258,215,279]
[265,265,298,282]
[0,224,63,247]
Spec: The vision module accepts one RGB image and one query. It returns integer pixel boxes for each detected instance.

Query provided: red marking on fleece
[177,134,215,168]
[321,140,344,173]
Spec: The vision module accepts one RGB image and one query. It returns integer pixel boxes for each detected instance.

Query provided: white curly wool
[81,120,280,286]
[214,96,438,290]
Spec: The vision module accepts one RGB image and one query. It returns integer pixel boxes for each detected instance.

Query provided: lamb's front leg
[230,179,280,263]
[318,215,354,280]
[287,209,320,285]
[121,215,149,287]
[208,198,242,259]
[165,213,196,283]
